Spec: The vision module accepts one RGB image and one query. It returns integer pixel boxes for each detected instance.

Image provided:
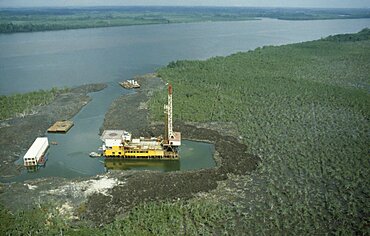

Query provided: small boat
[37,155,48,167]
[51,141,58,145]
[119,80,140,89]
[89,152,101,157]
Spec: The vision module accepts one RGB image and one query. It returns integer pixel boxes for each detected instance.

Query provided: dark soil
[0,76,259,225]
[0,84,107,178]
[100,74,164,137]
[85,76,259,225]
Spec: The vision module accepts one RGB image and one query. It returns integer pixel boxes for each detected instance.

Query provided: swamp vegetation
[0,88,69,120]
[0,199,235,235]
[149,29,370,234]
[0,29,369,234]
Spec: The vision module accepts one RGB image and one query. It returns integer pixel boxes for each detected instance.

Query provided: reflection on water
[105,159,181,171]
[0,82,215,183]
[104,140,215,172]
[2,18,363,181]
[25,166,44,173]
[1,133,214,182]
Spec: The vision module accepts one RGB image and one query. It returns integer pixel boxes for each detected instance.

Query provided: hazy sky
[0,0,369,8]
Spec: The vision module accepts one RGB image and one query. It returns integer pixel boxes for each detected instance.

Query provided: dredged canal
[3,83,215,183]
[1,18,369,182]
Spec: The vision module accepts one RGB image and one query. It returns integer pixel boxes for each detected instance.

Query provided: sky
[0,0,369,8]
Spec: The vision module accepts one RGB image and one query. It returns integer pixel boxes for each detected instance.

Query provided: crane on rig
[100,84,181,159]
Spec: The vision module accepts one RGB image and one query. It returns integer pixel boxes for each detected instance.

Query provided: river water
[1,18,370,95]
[1,18,369,181]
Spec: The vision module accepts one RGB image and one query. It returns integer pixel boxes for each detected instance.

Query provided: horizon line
[0,5,369,10]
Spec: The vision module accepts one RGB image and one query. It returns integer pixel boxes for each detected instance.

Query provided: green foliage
[149,29,370,234]
[0,7,369,33]
[0,8,255,33]
[104,199,234,235]
[324,28,370,42]
[0,204,69,236]
[0,87,69,120]
[0,199,235,235]
[1,27,369,236]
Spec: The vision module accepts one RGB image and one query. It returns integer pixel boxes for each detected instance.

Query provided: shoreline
[0,74,259,225]
[0,28,368,233]
[0,18,260,35]
[0,83,107,178]
[86,74,259,224]
[1,6,369,34]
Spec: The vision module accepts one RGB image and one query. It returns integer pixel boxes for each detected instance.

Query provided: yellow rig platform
[101,84,181,159]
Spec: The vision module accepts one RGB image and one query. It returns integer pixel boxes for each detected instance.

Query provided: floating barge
[101,84,181,159]
[47,120,74,133]
[119,80,140,89]
[23,137,49,167]
[101,130,180,159]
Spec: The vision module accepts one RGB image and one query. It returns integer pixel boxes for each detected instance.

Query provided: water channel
[5,82,216,182]
[1,18,369,181]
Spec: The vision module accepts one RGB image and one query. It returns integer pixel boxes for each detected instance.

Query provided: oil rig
[101,84,181,159]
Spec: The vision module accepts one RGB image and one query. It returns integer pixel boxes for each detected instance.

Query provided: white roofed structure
[23,137,49,166]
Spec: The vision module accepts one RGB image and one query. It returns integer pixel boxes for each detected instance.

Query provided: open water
[0,18,369,181]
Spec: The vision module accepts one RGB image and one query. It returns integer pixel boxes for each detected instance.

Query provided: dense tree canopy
[149,29,370,234]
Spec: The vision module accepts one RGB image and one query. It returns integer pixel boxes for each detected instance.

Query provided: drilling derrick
[164,84,181,148]
[167,84,174,139]
[101,83,181,160]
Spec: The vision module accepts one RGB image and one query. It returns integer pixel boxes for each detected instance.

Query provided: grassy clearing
[148,29,370,234]
[0,88,69,120]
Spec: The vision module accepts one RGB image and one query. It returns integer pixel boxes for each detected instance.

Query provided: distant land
[0,29,368,235]
[1,6,370,33]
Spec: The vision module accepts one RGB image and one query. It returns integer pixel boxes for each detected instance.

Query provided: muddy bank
[0,84,107,178]
[0,76,258,225]
[85,76,259,224]
[101,74,165,136]
[85,125,259,225]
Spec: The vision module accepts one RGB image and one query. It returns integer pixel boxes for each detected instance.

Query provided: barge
[119,80,140,89]
[23,137,49,167]
[101,84,181,159]
[47,120,74,133]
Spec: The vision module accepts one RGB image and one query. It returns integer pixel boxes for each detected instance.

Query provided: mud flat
[85,75,260,224]
[0,76,259,225]
[0,84,107,178]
